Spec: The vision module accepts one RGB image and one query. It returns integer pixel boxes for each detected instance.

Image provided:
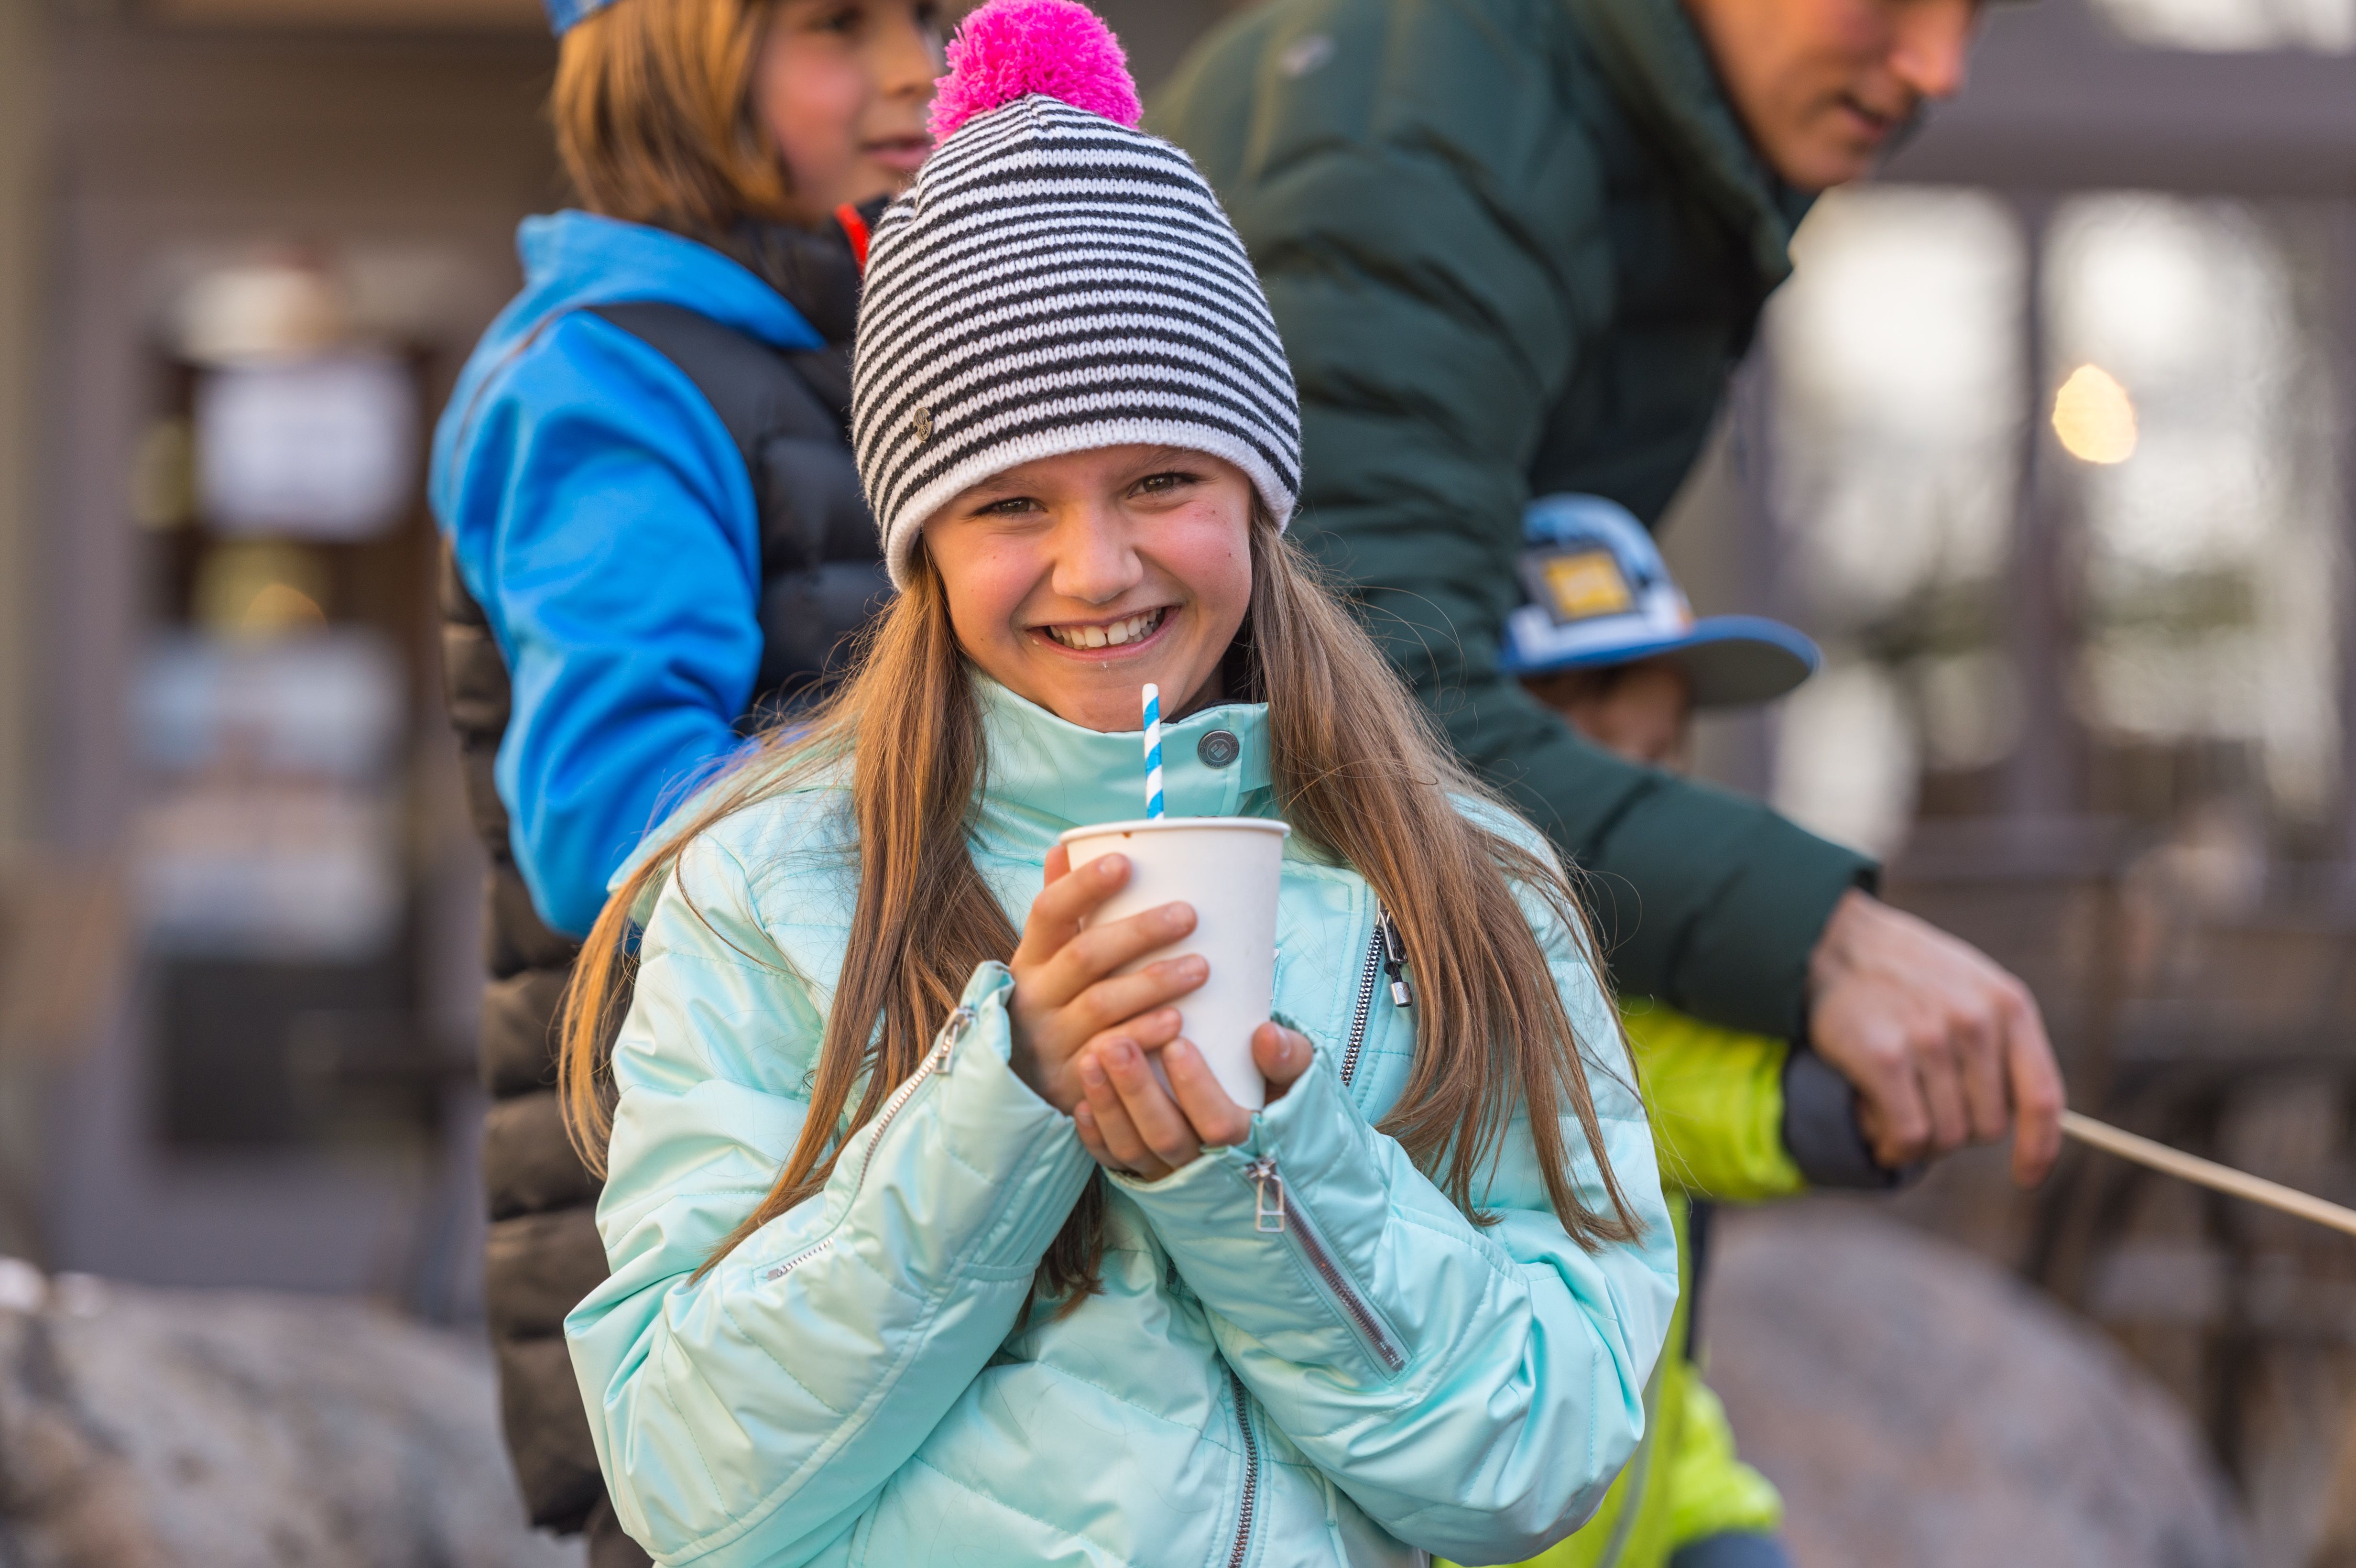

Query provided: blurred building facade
[0,0,1249,1306]
[1,0,562,1319]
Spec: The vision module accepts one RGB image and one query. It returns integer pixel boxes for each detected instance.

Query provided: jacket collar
[513,211,827,354]
[974,678,1276,840]
[1562,0,1815,288]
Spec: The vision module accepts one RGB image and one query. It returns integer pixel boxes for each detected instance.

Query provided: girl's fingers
[1103,1005,1185,1053]
[1095,1036,1207,1170]
[1013,851,1130,974]
[1067,958,1207,1038]
[1252,1024,1314,1102]
[1072,1100,1127,1171]
[1077,1049,1169,1179]
[1160,1039,1253,1146]
[1036,902,1197,1002]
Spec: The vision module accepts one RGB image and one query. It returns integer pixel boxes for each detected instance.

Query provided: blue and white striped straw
[1142,684,1165,820]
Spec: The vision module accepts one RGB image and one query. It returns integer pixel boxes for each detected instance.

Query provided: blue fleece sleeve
[443,313,764,937]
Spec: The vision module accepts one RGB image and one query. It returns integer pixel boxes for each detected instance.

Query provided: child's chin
[1025,667,1172,733]
[1041,684,1154,734]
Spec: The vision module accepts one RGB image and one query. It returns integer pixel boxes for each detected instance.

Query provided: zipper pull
[1378,911,1414,1008]
[931,1004,975,1071]
[1246,1156,1286,1233]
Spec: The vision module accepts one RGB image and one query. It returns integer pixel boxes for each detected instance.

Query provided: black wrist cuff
[1781,1046,1911,1191]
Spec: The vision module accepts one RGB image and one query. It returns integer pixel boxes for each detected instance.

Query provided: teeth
[1047,609,1162,650]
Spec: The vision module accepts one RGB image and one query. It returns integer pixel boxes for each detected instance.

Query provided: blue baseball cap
[545,0,620,34]
[1499,493,1820,708]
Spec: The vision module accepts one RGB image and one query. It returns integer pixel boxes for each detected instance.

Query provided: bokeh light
[2053,365,2139,465]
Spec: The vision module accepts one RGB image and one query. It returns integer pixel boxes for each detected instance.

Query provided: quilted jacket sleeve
[564,834,1094,1568]
[1114,890,1680,1567]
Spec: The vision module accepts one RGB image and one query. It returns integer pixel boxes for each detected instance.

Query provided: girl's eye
[809,4,863,33]
[975,496,1040,517]
[1134,471,1199,497]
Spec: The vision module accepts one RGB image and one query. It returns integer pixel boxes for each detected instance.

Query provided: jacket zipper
[759,1236,834,1285]
[1216,909,1400,1559]
[1377,908,1414,1009]
[763,1004,975,1285]
[1338,918,1384,1089]
[1243,1156,1407,1374]
[1225,1369,1259,1568]
[1339,906,1411,1090]
[849,1003,973,1197]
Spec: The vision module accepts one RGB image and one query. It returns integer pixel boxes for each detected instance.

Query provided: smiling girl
[554,4,1678,1565]
[429,1,940,1559]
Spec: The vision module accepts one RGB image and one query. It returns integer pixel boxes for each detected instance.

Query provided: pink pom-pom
[927,0,1143,143]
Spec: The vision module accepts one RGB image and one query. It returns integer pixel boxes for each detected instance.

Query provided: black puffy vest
[437,218,883,1550]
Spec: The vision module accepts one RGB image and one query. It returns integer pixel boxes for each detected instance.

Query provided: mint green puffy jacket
[565,681,1679,1568]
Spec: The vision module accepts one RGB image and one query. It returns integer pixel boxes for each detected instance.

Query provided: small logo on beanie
[913,407,934,443]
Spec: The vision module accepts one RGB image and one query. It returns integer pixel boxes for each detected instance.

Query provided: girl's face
[921,446,1258,734]
[755,0,943,225]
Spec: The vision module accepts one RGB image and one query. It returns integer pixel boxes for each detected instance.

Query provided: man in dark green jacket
[1156,0,2064,1187]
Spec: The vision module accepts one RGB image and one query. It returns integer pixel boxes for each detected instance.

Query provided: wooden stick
[2062,1110,2356,1241]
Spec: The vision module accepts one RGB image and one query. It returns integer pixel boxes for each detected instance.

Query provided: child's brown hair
[553,0,793,236]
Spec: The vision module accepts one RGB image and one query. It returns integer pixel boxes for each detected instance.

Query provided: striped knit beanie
[851,0,1303,588]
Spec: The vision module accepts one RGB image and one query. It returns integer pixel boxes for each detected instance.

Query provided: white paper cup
[1056,817,1292,1111]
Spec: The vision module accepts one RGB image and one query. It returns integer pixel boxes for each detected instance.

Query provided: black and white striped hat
[850,0,1302,588]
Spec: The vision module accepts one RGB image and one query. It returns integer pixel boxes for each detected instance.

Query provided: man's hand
[1807,888,2065,1186]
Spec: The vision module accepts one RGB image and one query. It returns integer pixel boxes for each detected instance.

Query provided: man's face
[1683,0,1980,191]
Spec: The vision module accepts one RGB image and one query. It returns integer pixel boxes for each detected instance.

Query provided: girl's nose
[1048,505,1146,605]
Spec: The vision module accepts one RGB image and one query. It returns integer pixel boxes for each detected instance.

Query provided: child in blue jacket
[428,0,939,1557]
[555,6,1677,1564]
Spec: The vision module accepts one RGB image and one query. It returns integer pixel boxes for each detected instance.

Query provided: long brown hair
[559,510,1641,1303]
[553,0,795,236]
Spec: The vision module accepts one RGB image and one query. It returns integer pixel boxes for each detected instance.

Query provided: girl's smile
[1034,604,1170,653]
[920,446,1256,734]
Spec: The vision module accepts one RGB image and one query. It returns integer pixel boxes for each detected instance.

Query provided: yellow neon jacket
[1447,1003,1804,1568]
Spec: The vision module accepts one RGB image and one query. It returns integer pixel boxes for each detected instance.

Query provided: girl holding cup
[558,4,1676,1563]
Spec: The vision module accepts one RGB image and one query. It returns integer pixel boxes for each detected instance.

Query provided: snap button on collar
[1198,729,1240,768]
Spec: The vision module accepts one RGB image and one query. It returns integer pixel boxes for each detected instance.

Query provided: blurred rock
[1705,1203,2247,1568]
[0,1266,571,1568]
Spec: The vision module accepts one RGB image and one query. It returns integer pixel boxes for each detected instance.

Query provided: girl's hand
[1072,1023,1316,1181]
[1009,847,1211,1114]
